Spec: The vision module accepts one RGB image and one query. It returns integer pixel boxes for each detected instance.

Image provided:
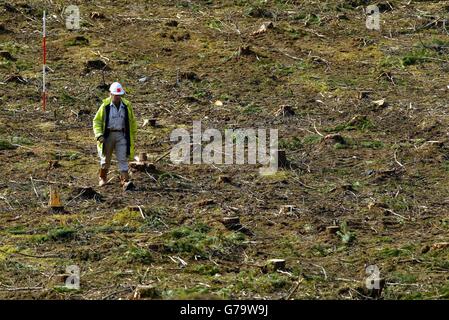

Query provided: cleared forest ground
[1,0,449,299]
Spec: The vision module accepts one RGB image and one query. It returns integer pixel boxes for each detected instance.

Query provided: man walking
[93,82,137,190]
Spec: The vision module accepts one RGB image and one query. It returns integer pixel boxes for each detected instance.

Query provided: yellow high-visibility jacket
[92,96,137,160]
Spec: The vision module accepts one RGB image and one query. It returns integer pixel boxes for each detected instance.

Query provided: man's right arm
[93,106,105,142]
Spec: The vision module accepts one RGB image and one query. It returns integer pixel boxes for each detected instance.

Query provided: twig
[394,150,404,167]
[384,208,408,220]
[30,176,45,208]
[283,278,303,300]
[137,205,146,220]
[0,286,44,292]
[154,149,172,163]
[312,263,328,280]
[313,122,324,137]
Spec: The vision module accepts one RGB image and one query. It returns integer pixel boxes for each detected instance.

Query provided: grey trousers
[99,131,128,172]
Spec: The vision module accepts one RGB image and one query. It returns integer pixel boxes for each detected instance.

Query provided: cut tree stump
[277,150,288,167]
[326,226,340,235]
[263,259,286,272]
[129,161,156,173]
[48,186,65,213]
[275,105,295,117]
[221,217,242,230]
[131,285,161,300]
[216,175,231,184]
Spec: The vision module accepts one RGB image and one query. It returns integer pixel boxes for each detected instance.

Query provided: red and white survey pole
[42,10,47,111]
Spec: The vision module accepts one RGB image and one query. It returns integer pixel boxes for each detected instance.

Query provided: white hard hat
[109,82,125,95]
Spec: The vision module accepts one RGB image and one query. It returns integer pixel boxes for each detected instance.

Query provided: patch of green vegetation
[234,270,291,294]
[437,281,449,299]
[336,221,356,245]
[279,137,302,150]
[65,36,89,46]
[360,140,384,149]
[377,247,407,258]
[302,134,322,145]
[112,209,144,228]
[391,272,417,284]
[241,103,261,115]
[59,92,76,104]
[328,116,374,132]
[6,225,27,235]
[47,227,76,241]
[0,138,17,150]
[192,264,220,276]
[310,244,334,257]
[53,286,80,293]
[52,150,81,161]
[11,136,33,145]
[401,49,429,67]
[125,246,153,264]
[164,223,245,258]
[164,285,212,299]
[207,19,223,31]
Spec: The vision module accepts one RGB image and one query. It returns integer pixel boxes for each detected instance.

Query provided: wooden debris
[196,199,215,207]
[275,105,295,117]
[220,216,254,236]
[129,161,156,173]
[216,175,231,184]
[326,226,340,235]
[276,150,288,168]
[263,259,286,273]
[70,187,102,201]
[85,59,109,72]
[0,50,16,61]
[90,12,106,19]
[4,74,27,84]
[323,133,345,144]
[165,20,178,27]
[431,242,449,250]
[221,216,241,230]
[48,186,64,213]
[48,160,61,170]
[142,118,157,127]
[358,91,372,99]
[131,284,160,300]
[372,98,386,107]
[251,21,274,36]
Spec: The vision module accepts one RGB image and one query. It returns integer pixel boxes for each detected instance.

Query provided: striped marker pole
[42,10,47,111]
